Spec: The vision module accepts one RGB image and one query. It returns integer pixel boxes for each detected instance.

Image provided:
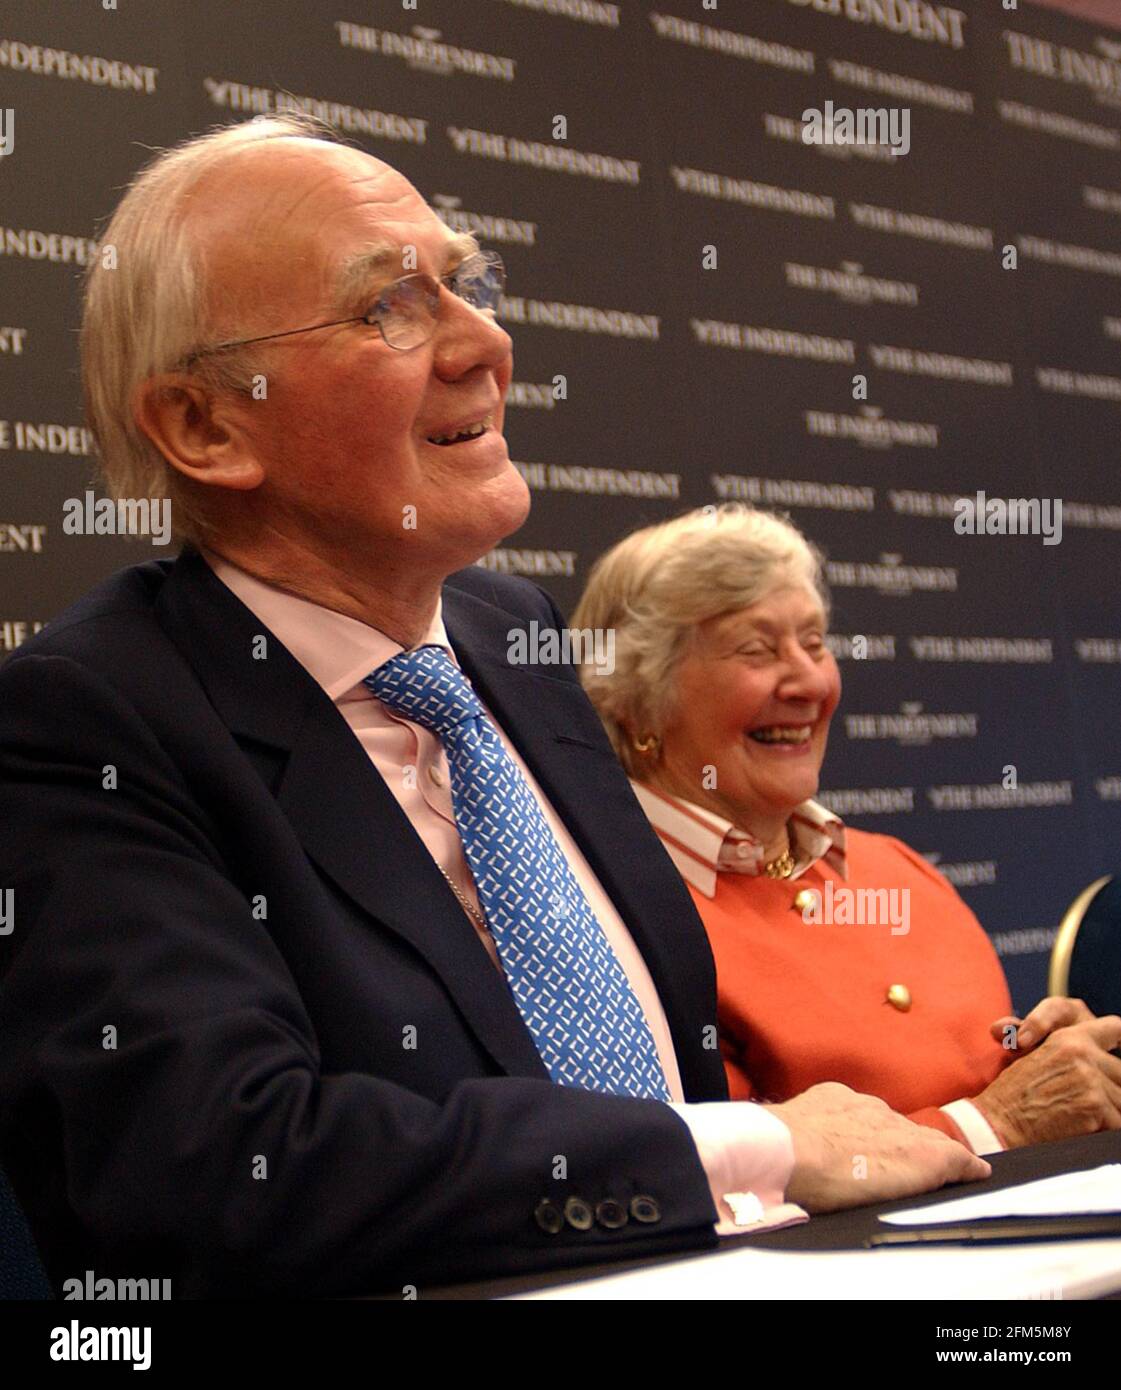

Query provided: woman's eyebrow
[727,614,826,639]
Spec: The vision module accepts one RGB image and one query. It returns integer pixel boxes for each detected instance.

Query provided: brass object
[763,847,796,880]
[1049,875,1112,997]
[886,983,912,1012]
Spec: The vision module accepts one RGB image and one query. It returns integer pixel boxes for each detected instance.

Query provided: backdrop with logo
[2,0,1120,1010]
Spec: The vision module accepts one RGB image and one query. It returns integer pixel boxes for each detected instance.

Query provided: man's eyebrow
[440,231,482,266]
[332,232,481,312]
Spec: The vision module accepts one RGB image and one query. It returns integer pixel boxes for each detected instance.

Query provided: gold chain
[436,862,487,926]
[763,829,797,880]
[763,849,796,880]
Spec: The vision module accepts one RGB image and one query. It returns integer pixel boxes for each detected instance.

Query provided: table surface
[420,1129,1121,1300]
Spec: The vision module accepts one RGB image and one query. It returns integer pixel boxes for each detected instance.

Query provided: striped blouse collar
[630,780,848,899]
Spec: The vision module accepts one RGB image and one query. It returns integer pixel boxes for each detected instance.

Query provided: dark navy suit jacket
[0,547,726,1297]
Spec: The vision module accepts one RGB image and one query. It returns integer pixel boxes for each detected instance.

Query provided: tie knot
[363,644,485,737]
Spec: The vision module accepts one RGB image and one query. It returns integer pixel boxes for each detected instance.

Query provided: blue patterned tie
[364,644,671,1100]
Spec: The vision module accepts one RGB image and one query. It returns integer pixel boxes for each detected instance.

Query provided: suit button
[428,765,445,788]
[630,1194,661,1224]
[793,888,817,915]
[595,1199,629,1230]
[886,983,912,1012]
[564,1196,594,1231]
[534,1199,564,1235]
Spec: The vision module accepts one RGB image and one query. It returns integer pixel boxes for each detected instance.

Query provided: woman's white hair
[571,503,829,778]
[80,113,341,546]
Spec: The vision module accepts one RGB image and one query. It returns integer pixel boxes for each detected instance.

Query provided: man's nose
[431,288,512,378]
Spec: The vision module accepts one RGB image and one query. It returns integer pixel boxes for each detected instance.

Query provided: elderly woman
[574,504,1121,1152]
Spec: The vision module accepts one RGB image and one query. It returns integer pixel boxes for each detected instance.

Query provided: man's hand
[989,996,1096,1053]
[763,1082,990,1213]
[972,1016,1121,1148]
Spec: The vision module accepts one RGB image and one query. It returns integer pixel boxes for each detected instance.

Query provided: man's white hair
[80,114,341,546]
[571,504,829,778]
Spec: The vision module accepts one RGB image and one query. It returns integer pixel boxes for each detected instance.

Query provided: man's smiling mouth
[426,414,493,446]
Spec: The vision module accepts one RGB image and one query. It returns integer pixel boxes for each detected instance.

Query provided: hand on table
[763,1082,990,1213]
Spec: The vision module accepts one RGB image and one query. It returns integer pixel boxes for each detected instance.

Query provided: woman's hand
[973,1015,1121,1148]
[989,995,1096,1053]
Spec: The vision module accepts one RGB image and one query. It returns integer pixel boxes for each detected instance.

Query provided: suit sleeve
[0,652,718,1297]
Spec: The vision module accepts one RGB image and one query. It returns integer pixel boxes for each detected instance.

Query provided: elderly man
[0,116,987,1298]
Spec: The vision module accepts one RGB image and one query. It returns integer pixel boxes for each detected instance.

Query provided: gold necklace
[763,839,796,880]
[436,862,487,926]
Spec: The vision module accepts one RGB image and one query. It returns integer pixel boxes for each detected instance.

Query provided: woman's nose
[778,646,832,698]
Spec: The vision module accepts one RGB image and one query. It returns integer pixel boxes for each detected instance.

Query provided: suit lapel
[155,548,548,1081]
[155,548,721,1100]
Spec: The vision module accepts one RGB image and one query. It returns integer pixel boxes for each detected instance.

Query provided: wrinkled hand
[989,996,1097,1053]
[764,1082,990,1213]
[973,1016,1121,1148]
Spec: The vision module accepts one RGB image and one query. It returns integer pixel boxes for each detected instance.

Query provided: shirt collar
[630,780,847,899]
[199,546,453,703]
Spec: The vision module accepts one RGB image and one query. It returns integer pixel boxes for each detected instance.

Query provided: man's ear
[131,374,265,492]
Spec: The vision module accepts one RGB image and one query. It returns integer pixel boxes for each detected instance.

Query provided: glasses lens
[375,275,440,349]
[449,251,505,312]
[368,256,505,348]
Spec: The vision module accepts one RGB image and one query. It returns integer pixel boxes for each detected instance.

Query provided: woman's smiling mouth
[747,724,814,746]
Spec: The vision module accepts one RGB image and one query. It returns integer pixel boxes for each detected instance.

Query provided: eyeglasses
[182,249,506,367]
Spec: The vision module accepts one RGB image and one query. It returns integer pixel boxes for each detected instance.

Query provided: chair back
[1050,874,1121,1016]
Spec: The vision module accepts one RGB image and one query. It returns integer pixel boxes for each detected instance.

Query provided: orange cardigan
[688,829,1014,1142]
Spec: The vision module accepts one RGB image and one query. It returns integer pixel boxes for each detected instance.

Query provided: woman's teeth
[748,726,812,744]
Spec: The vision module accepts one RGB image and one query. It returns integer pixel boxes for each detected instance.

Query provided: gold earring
[633,733,660,755]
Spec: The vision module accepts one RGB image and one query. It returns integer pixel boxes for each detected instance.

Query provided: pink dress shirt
[200,548,803,1234]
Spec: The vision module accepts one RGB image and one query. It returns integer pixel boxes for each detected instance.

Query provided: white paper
[509,1237,1121,1300]
[880,1164,1121,1226]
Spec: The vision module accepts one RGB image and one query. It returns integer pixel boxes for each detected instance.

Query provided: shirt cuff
[668,1101,809,1236]
[940,1099,1005,1155]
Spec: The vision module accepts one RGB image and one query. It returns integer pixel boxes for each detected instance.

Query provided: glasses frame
[181,249,505,369]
